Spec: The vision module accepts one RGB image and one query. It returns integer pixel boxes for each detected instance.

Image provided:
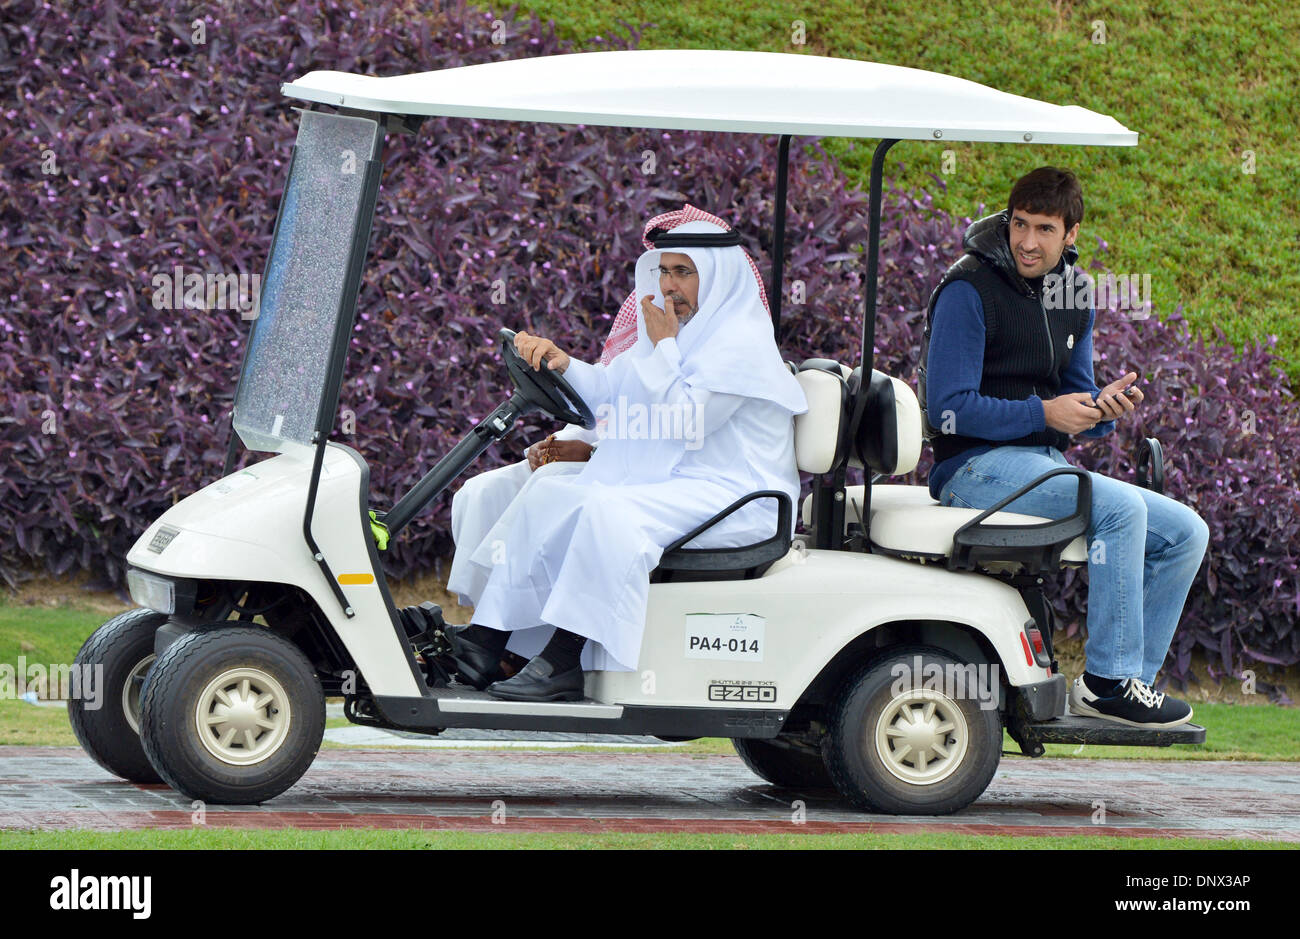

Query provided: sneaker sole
[1069,699,1193,729]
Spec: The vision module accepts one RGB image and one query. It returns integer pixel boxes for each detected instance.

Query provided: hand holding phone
[1093,372,1143,420]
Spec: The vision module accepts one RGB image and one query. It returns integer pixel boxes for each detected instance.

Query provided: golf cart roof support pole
[857,138,899,550]
[861,138,899,377]
[770,134,792,343]
[221,143,302,480]
[381,392,529,538]
[302,145,386,620]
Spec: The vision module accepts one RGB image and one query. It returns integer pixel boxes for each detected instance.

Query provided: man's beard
[667,295,698,325]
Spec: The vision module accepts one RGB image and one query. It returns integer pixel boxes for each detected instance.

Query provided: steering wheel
[498,327,596,430]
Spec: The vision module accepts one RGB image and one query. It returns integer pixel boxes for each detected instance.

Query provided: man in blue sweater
[919,167,1208,728]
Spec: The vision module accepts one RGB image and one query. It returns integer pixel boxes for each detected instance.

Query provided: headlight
[127,569,176,614]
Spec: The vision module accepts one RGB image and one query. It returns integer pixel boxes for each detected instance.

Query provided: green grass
[0,601,110,676]
[518,0,1300,378]
[0,828,1292,850]
[0,700,78,746]
[0,600,114,745]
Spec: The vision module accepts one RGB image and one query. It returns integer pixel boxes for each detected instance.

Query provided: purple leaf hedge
[1,0,1295,693]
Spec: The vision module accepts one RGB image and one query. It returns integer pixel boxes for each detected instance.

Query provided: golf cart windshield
[232,109,382,454]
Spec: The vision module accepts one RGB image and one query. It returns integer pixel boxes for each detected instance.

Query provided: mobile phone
[1091,386,1139,409]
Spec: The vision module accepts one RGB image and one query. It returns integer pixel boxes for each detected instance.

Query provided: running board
[372,688,787,739]
[1022,713,1206,748]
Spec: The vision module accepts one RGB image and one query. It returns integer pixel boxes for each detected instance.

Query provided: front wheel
[139,626,325,804]
[823,646,1002,815]
[68,607,168,783]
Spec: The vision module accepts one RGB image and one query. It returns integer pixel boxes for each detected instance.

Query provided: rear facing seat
[792,359,1088,573]
[801,483,1088,566]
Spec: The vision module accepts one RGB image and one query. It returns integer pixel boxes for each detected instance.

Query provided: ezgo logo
[708,683,776,702]
[49,869,151,919]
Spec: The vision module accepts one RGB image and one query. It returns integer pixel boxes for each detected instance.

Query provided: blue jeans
[939,446,1210,684]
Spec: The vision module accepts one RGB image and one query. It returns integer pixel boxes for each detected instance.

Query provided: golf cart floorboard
[1025,713,1206,746]
[372,688,788,739]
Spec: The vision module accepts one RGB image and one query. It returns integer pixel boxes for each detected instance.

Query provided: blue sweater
[926,279,1114,499]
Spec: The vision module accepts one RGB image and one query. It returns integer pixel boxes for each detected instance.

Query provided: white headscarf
[579,219,806,488]
[627,220,807,414]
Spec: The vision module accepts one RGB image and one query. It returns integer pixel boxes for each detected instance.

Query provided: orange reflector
[337,573,375,585]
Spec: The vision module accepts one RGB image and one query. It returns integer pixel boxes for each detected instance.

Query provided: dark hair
[1006,166,1084,231]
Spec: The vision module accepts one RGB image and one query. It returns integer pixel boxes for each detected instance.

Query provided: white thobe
[447,439,587,608]
[462,336,800,672]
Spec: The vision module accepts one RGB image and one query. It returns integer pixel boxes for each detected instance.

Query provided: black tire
[68,607,168,783]
[823,646,1002,815]
[139,626,325,804]
[732,737,835,790]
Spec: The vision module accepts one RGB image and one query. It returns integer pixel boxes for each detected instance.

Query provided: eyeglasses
[653,265,698,279]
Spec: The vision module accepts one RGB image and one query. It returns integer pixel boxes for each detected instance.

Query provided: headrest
[847,368,922,476]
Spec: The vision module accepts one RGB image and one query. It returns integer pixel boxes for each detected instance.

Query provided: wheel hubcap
[195,667,292,766]
[122,653,156,735]
[874,690,969,786]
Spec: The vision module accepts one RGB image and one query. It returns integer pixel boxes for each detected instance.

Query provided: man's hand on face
[1043,392,1106,434]
[1093,371,1144,421]
[641,295,680,346]
[513,331,570,373]
[526,439,594,471]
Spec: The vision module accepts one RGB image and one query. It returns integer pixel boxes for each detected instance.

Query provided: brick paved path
[1,747,1297,839]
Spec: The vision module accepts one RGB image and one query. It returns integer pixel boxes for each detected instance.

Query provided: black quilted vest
[918,211,1093,466]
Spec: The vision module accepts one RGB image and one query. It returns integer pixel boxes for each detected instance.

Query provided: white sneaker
[1069,675,1193,728]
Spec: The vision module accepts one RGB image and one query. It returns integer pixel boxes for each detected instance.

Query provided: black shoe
[1069,675,1193,728]
[446,625,508,690]
[485,655,585,702]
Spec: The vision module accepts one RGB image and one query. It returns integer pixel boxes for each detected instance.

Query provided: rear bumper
[1016,673,1067,721]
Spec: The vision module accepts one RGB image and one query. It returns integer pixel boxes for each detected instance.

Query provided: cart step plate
[1027,712,1206,746]
[373,687,787,738]
[428,684,621,719]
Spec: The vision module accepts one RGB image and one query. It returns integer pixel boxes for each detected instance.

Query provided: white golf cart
[71,50,1204,815]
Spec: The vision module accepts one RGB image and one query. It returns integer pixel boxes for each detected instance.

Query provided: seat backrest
[793,360,850,474]
[847,369,922,477]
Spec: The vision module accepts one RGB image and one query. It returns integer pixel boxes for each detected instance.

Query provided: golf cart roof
[281,49,1137,147]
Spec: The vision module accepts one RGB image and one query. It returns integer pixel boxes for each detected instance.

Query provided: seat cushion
[801,484,1087,564]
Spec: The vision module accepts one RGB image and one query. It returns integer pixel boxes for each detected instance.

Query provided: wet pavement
[1,746,1297,840]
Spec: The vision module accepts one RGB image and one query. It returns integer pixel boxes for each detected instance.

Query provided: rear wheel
[732,737,834,790]
[823,646,1002,815]
[139,626,324,804]
[68,607,167,783]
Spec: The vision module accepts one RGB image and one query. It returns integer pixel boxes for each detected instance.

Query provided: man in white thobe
[444,205,763,617]
[449,218,807,701]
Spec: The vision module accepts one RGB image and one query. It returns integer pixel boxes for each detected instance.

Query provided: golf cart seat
[796,360,1089,572]
[649,359,854,583]
[805,484,1088,567]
